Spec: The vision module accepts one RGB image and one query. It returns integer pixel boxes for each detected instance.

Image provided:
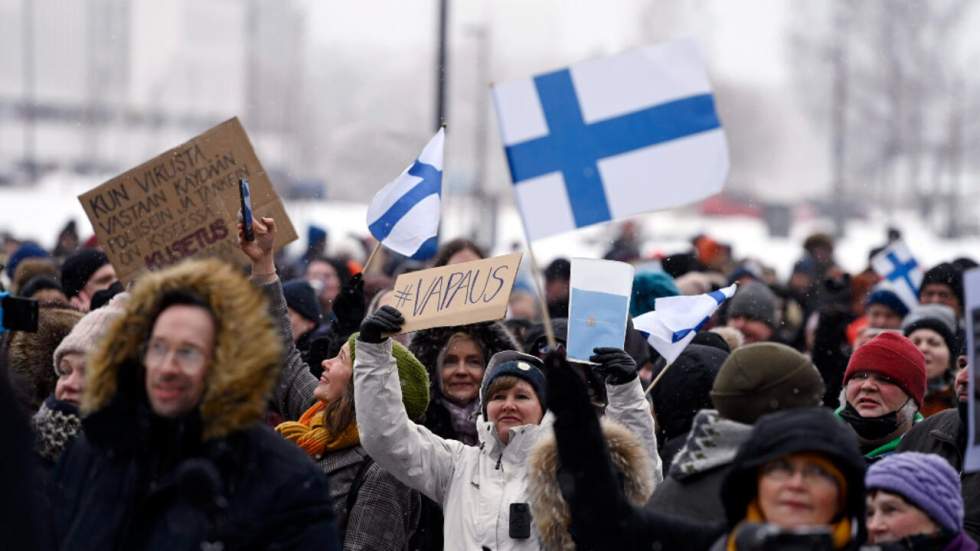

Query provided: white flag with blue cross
[491,39,729,241]
[566,258,635,363]
[870,240,923,311]
[366,128,444,260]
[634,283,737,365]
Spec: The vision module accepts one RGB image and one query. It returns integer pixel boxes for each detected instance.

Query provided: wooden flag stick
[521,229,558,351]
[362,242,383,275]
[644,360,673,396]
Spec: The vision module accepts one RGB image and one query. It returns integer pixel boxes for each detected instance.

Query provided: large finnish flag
[492,39,729,241]
[634,284,736,365]
[870,240,923,311]
[366,128,444,260]
[566,258,634,362]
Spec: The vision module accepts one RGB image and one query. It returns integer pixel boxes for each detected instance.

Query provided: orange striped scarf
[276,401,360,458]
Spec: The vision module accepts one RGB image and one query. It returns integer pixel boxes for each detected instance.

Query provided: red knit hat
[843,332,926,406]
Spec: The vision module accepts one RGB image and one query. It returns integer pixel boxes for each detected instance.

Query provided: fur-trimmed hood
[528,418,655,550]
[83,259,283,441]
[408,321,519,373]
[408,321,519,401]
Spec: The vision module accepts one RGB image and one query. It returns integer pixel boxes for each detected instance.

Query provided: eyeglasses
[848,371,898,387]
[142,339,209,370]
[760,458,838,487]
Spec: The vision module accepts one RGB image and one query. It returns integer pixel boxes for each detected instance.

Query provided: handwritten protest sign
[385,253,523,333]
[78,118,297,283]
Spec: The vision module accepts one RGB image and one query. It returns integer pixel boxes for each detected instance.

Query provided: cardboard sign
[566,258,634,363]
[964,268,980,472]
[385,252,523,333]
[78,118,297,283]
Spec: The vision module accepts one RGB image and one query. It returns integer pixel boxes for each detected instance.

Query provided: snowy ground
[2,173,978,280]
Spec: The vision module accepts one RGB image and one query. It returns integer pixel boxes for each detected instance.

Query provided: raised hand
[589,347,638,385]
[332,273,366,335]
[358,305,404,343]
[238,215,277,275]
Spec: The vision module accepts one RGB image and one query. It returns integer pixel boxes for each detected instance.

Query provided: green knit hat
[348,333,430,422]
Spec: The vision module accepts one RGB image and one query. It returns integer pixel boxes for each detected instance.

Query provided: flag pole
[520,227,558,351]
[362,242,383,275]
[644,361,674,396]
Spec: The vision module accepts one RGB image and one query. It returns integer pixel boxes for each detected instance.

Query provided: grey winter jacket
[646,409,752,523]
[266,279,420,550]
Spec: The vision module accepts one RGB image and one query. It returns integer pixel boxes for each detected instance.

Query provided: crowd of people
[1,215,978,550]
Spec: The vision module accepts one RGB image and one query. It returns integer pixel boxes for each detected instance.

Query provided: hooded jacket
[267,278,421,550]
[646,409,752,523]
[51,259,338,551]
[528,418,655,550]
[409,321,520,443]
[353,339,659,550]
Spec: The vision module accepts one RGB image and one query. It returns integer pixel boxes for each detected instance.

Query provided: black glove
[589,347,637,385]
[358,305,404,343]
[331,273,366,335]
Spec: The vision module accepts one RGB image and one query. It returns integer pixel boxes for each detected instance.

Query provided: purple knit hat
[866,452,963,533]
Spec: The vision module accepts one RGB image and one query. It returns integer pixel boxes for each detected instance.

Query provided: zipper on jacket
[495,453,502,470]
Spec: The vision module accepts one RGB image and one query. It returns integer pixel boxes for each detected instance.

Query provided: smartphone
[239,177,255,242]
[0,292,39,333]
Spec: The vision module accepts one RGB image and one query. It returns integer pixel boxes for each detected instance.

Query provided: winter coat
[267,278,422,550]
[646,409,752,523]
[353,339,660,551]
[528,418,655,550]
[50,259,339,551]
[899,408,980,543]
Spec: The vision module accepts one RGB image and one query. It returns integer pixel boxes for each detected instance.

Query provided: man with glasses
[49,256,339,550]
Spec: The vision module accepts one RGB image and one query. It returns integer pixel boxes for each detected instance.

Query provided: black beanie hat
[60,249,110,298]
[480,350,547,416]
[283,279,322,323]
[921,262,964,309]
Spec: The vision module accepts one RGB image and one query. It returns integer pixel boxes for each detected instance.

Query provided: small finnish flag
[566,258,635,362]
[634,284,737,365]
[870,240,923,311]
[492,38,729,241]
[366,128,445,260]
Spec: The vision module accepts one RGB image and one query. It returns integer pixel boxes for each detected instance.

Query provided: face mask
[839,401,903,440]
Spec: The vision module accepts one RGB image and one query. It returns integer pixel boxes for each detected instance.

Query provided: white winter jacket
[353,339,661,550]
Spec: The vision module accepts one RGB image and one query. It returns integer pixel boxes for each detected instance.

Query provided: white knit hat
[53,293,129,374]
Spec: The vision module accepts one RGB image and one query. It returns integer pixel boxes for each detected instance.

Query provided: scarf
[276,401,360,458]
[442,398,479,445]
[726,501,853,551]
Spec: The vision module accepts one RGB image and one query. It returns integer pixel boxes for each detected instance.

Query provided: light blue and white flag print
[366,128,445,260]
[870,240,923,312]
[634,283,737,365]
[566,258,635,362]
[492,39,729,241]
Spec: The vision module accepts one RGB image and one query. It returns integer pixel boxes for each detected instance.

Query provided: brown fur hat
[527,418,655,550]
[82,259,282,440]
[7,306,84,411]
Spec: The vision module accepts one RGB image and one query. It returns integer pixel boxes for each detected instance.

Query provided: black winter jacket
[48,260,339,551]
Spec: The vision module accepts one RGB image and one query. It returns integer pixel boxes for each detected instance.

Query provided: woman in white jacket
[353,306,660,550]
